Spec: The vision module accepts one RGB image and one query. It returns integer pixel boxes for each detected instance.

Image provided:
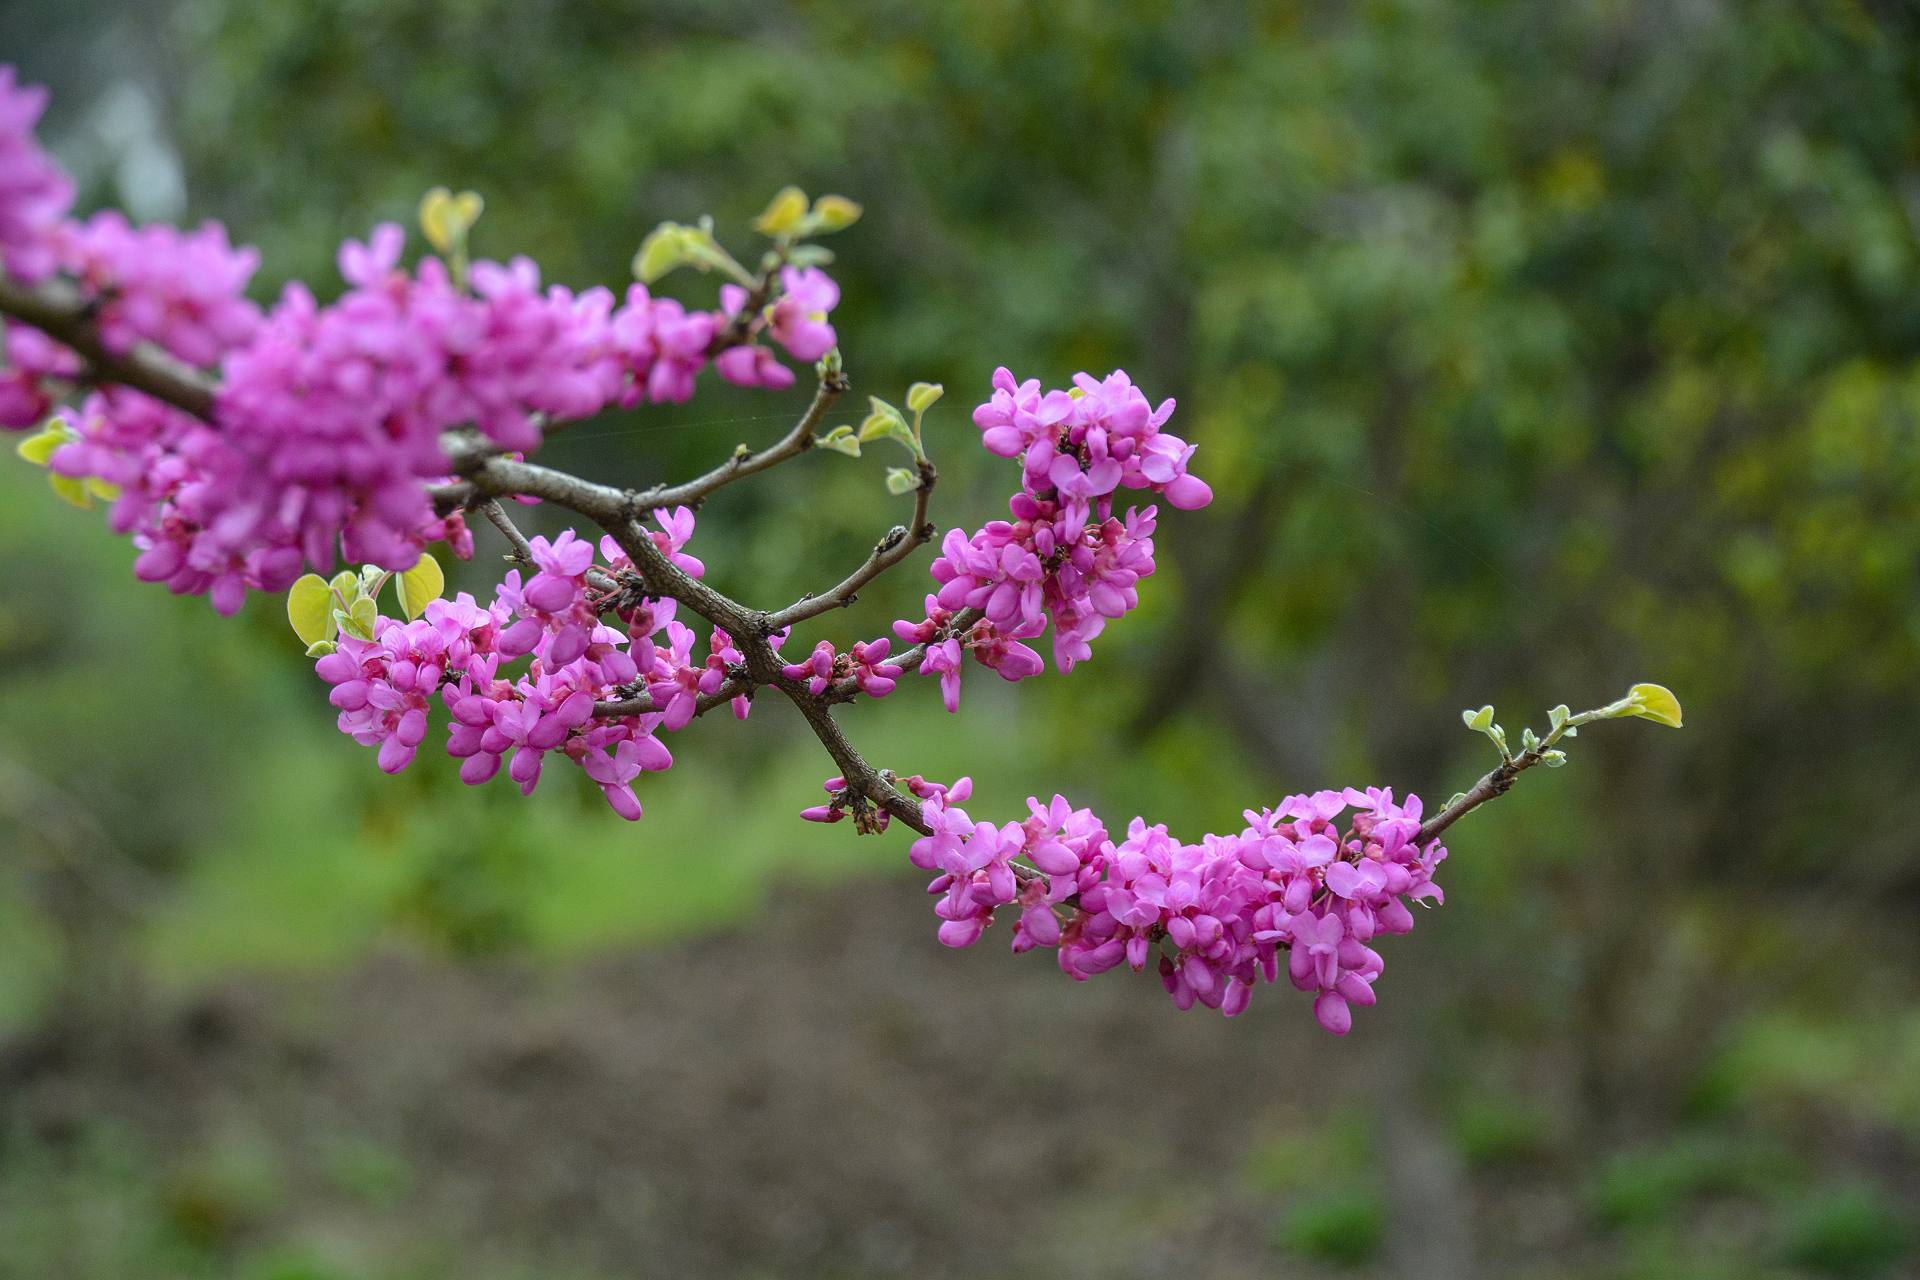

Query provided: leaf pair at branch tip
[1457,680,1683,772]
[633,219,752,286]
[288,552,446,653]
[419,187,484,256]
[820,383,942,489]
[815,425,861,457]
[752,186,863,239]
[1621,682,1683,728]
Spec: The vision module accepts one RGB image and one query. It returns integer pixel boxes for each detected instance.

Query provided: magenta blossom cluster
[0,65,839,615]
[893,369,1212,710]
[801,771,951,830]
[0,67,71,284]
[313,510,764,819]
[715,267,839,390]
[904,783,1445,1033]
[55,212,263,366]
[0,320,79,427]
[782,637,901,698]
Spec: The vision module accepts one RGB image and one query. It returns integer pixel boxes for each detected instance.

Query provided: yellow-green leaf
[47,472,91,508]
[329,570,362,604]
[398,552,445,620]
[419,186,484,254]
[15,425,66,466]
[337,596,379,642]
[885,467,920,495]
[816,426,861,457]
[1625,682,1683,728]
[858,413,912,445]
[287,574,336,647]
[907,382,944,414]
[809,194,863,233]
[633,224,687,283]
[753,186,809,236]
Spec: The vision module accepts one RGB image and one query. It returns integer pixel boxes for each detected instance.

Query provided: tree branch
[767,459,937,632]
[1416,751,1545,845]
[631,371,847,511]
[4,263,1537,882]
[477,498,536,562]
[592,678,747,721]
[0,274,219,420]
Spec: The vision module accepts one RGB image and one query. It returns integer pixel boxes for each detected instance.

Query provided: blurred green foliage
[1779,1185,1914,1279]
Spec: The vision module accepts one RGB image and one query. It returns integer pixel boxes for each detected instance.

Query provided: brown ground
[0,879,1884,1280]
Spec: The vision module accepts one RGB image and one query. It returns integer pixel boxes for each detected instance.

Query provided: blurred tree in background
[3,2,1918,1277]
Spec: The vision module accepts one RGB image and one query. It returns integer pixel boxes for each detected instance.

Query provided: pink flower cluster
[974,367,1213,511]
[905,783,1446,1033]
[0,65,838,615]
[0,320,79,427]
[893,369,1212,709]
[782,637,901,698]
[713,266,839,390]
[315,510,756,819]
[0,66,71,284]
[55,212,263,366]
[801,771,950,830]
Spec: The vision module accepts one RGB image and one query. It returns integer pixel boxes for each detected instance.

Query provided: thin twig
[1416,751,1543,845]
[631,371,847,511]
[478,499,536,563]
[592,677,747,721]
[767,459,937,631]
[4,272,1544,873]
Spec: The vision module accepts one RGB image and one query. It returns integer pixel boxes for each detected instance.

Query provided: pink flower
[714,343,794,390]
[766,266,838,361]
[901,783,1444,1032]
[0,67,73,283]
[895,368,1207,705]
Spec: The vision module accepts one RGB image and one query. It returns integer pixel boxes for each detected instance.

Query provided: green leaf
[1462,705,1495,732]
[14,421,69,466]
[633,223,688,282]
[885,467,920,495]
[47,472,91,508]
[752,185,809,236]
[287,574,337,647]
[305,640,338,658]
[419,187,484,255]
[1548,704,1570,732]
[329,571,361,604]
[1542,750,1568,767]
[815,425,861,457]
[336,596,378,642]
[858,414,915,447]
[397,552,445,621]
[906,381,944,413]
[807,194,863,233]
[1624,682,1684,728]
[786,244,836,268]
